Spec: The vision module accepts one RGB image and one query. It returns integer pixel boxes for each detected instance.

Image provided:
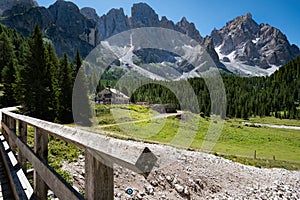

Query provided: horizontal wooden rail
[1,110,157,200]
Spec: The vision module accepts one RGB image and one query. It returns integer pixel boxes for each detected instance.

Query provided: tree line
[104,56,300,120]
[0,24,91,124]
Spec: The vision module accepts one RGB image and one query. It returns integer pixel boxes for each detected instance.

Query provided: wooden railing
[0,110,157,200]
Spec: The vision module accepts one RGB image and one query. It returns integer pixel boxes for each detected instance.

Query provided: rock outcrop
[176,17,202,42]
[1,0,96,58]
[211,13,300,69]
[0,0,36,15]
[131,3,160,28]
[2,2,299,76]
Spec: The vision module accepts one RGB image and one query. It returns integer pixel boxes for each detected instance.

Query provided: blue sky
[36,0,300,46]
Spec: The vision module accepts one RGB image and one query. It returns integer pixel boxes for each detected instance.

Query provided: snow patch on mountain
[215,45,279,77]
[252,38,259,44]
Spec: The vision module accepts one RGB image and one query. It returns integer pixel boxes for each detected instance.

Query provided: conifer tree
[16,25,53,121]
[54,53,73,123]
[0,32,17,106]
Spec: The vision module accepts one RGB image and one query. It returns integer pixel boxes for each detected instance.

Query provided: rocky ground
[58,141,300,200]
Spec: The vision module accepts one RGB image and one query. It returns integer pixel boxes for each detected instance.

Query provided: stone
[150,180,158,187]
[145,185,154,195]
[174,184,184,193]
[195,179,204,189]
[188,178,195,187]
[158,175,164,181]
[184,186,190,195]
[172,177,178,185]
[166,175,172,182]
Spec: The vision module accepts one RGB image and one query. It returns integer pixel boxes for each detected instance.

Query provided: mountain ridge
[0,0,299,77]
[211,13,300,76]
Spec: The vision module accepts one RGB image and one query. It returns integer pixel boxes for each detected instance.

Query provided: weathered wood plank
[18,120,27,173]
[2,111,158,175]
[7,117,17,153]
[34,127,48,199]
[85,150,114,200]
[2,122,83,200]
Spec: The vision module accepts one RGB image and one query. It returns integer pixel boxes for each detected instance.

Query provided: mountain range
[1,0,299,77]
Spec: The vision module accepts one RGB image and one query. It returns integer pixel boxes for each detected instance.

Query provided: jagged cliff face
[80,3,203,42]
[80,3,221,67]
[1,0,96,58]
[0,0,36,15]
[131,3,160,28]
[1,1,299,76]
[211,13,300,71]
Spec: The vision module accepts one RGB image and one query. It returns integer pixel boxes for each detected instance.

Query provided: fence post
[18,120,28,173]
[85,150,114,200]
[7,116,17,153]
[254,150,257,159]
[1,113,7,138]
[34,127,48,199]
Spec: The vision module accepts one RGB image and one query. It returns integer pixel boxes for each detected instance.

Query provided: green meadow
[93,105,300,170]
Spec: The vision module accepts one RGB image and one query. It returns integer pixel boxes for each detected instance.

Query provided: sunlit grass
[95,106,300,169]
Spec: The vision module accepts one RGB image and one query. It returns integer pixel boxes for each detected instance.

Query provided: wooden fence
[0,110,157,200]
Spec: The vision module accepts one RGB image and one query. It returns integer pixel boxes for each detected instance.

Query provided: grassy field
[95,104,158,125]
[92,104,300,170]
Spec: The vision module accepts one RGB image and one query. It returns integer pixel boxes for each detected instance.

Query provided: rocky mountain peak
[0,0,36,16]
[245,12,252,19]
[80,7,99,21]
[97,7,129,40]
[211,13,300,72]
[201,36,221,67]
[49,0,80,17]
[2,2,299,77]
[107,8,126,18]
[176,17,202,42]
[179,17,188,24]
[160,16,175,30]
[131,3,159,27]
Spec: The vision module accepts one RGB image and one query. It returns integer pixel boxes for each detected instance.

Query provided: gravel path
[61,140,300,199]
[243,122,300,130]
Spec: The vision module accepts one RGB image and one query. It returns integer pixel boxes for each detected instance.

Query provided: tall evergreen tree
[46,44,59,121]
[54,53,73,123]
[16,25,54,121]
[0,32,17,106]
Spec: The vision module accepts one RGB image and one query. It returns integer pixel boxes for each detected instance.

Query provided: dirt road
[243,122,300,130]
